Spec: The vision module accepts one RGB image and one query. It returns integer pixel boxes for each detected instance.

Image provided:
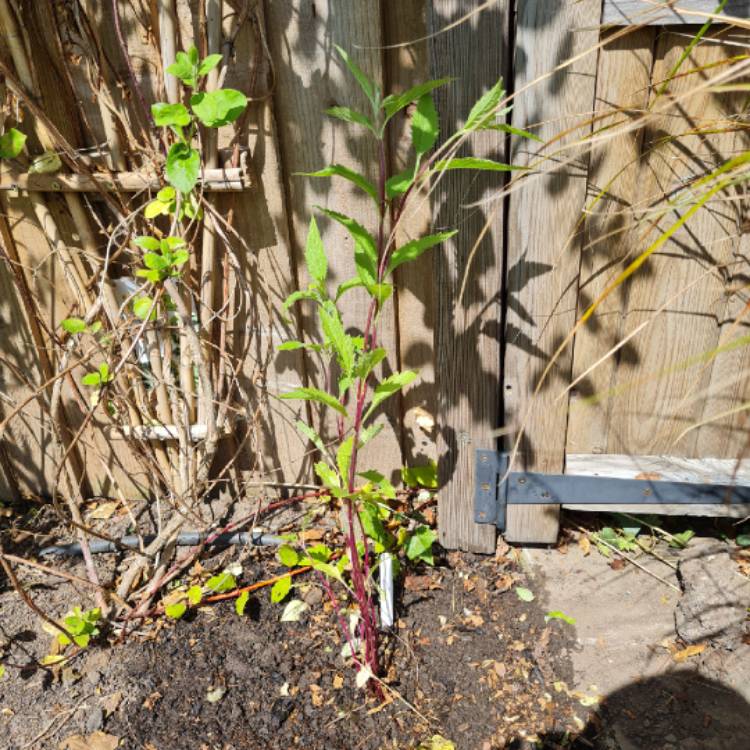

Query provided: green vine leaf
[279,386,348,416]
[0,127,26,159]
[206,571,237,593]
[166,48,200,87]
[165,143,200,193]
[133,296,157,321]
[190,89,247,127]
[387,231,457,275]
[198,53,223,77]
[134,236,160,251]
[364,370,418,421]
[278,545,299,567]
[151,102,191,128]
[298,165,378,204]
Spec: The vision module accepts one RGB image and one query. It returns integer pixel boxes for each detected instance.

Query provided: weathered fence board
[603,0,750,25]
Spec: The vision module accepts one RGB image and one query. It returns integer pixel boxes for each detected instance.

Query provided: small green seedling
[42,606,101,650]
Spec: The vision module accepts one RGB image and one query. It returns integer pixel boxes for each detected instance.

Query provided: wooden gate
[438,0,750,551]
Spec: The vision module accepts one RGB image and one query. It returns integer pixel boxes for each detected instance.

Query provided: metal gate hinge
[475,450,750,532]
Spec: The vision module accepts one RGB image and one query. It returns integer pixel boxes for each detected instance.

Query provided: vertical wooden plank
[429,0,509,552]
[603,32,744,458]
[566,28,656,456]
[383,0,436,469]
[265,0,404,477]
[504,0,600,543]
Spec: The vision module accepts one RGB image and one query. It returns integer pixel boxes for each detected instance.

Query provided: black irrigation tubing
[40,530,285,557]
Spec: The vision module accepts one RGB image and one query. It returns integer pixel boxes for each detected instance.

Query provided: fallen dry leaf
[101,691,122,717]
[404,575,432,592]
[609,559,626,571]
[299,528,325,542]
[59,732,119,750]
[332,673,344,689]
[578,536,591,556]
[86,501,118,520]
[672,643,707,663]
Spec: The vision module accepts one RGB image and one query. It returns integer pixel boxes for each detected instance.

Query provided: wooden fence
[1,1,750,552]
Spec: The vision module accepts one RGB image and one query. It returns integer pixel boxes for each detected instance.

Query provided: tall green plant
[278,47,529,687]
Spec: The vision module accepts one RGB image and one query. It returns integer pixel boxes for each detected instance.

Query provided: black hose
[39,530,284,557]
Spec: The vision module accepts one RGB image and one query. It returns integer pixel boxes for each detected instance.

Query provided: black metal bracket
[475,450,750,532]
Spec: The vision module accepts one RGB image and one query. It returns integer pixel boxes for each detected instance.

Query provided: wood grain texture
[565,454,750,516]
[265,0,404,478]
[503,0,601,543]
[383,0,437,473]
[603,0,750,25]
[603,32,743,459]
[566,28,656,456]
[429,0,510,552]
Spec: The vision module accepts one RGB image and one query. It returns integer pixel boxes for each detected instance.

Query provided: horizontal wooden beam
[564,454,750,517]
[603,0,750,24]
[0,166,251,193]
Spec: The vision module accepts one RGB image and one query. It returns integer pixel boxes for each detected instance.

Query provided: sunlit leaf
[279,386,347,416]
[299,164,378,204]
[387,231,457,275]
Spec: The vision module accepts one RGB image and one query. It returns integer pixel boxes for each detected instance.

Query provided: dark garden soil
[1,519,749,749]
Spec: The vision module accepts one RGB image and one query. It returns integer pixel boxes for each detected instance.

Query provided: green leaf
[304,215,327,285]
[310,559,342,582]
[319,301,354,375]
[206,572,237,593]
[382,78,451,120]
[299,165,378,204]
[387,231,456,275]
[364,370,418,421]
[166,50,197,87]
[278,341,305,351]
[165,143,200,193]
[355,347,386,380]
[157,186,176,202]
[318,208,378,287]
[165,601,187,619]
[0,127,26,159]
[358,422,383,449]
[190,89,247,127]
[336,437,353,484]
[199,53,223,77]
[368,282,393,307]
[151,102,191,127]
[515,586,535,602]
[545,610,576,625]
[335,277,365,301]
[278,545,299,567]
[402,461,438,489]
[334,45,378,108]
[0,665,5,679]
[271,575,292,603]
[315,461,342,491]
[134,236,161,251]
[280,598,308,622]
[325,106,375,134]
[463,78,506,132]
[235,590,250,615]
[187,586,202,605]
[133,296,156,321]
[433,157,518,173]
[144,199,169,219]
[98,363,113,383]
[295,420,328,456]
[405,525,437,563]
[29,151,61,175]
[81,372,101,387]
[143,252,169,271]
[62,318,87,335]
[40,654,66,666]
[385,167,416,200]
[307,544,332,562]
[668,529,695,549]
[282,288,320,310]
[487,123,542,142]
[412,94,439,155]
[279,386,347,416]
[360,502,392,550]
[737,534,750,547]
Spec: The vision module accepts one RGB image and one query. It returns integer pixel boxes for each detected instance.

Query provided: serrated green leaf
[280,386,347,416]
[463,78,506,132]
[326,106,375,134]
[307,544,332,562]
[133,296,157,321]
[318,208,378,287]
[304,215,327,285]
[368,282,393,306]
[166,142,200,193]
[235,590,250,615]
[334,45,378,109]
[282,288,320,310]
[187,585,202,605]
[295,420,328,456]
[355,347,386,380]
[402,461,438,489]
[336,437,353,484]
[335,277,365,301]
[487,123,542,142]
[387,231,456,275]
[299,164,378,204]
[62,318,87,335]
[310,559,342,582]
[134,236,161,251]
[412,94,439,155]
[81,372,102,387]
[278,545,299,567]
[152,102,191,128]
[319,301,354,374]
[190,89,247,127]
[515,586,535,602]
[165,601,187,619]
[358,422,383,449]
[315,461,342,491]
[360,501,392,549]
[199,53,223,77]
[433,157,518,173]
[382,78,451,120]
[271,575,292,603]
[363,370,418,421]
[166,50,197,87]
[0,127,26,159]
[385,167,416,200]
